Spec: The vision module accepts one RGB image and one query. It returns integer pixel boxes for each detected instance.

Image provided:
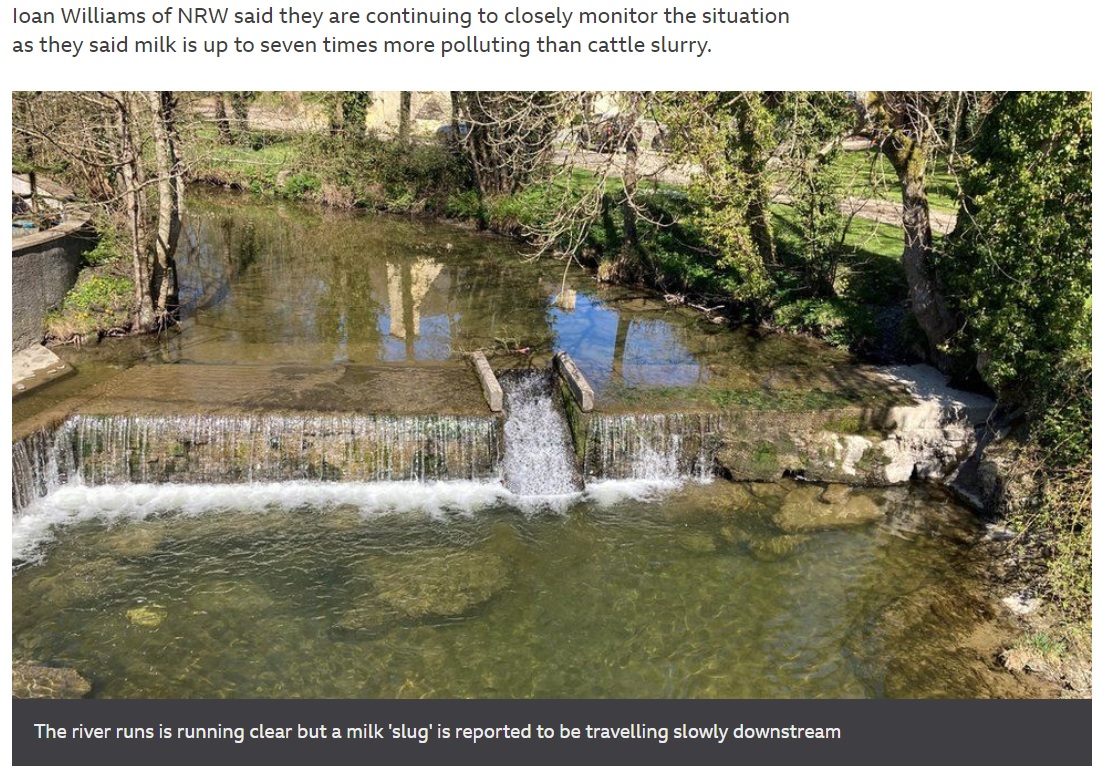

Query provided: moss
[752,442,778,467]
[855,445,892,471]
[821,416,870,435]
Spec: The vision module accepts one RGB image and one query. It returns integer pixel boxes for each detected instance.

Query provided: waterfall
[11,427,73,513]
[499,370,583,496]
[12,412,501,512]
[12,402,723,515]
[580,413,722,481]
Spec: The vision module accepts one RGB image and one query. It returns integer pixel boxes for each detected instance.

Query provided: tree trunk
[147,90,182,326]
[112,92,154,331]
[398,91,412,145]
[213,92,232,144]
[620,92,642,258]
[737,93,777,271]
[228,91,253,141]
[450,91,461,139]
[883,129,957,357]
[341,92,370,142]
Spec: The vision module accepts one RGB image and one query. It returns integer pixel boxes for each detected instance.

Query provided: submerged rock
[677,532,717,554]
[13,663,92,699]
[746,533,811,561]
[100,521,166,557]
[819,483,851,505]
[773,484,884,532]
[368,549,510,619]
[188,580,275,616]
[719,522,810,561]
[335,595,398,635]
[748,482,787,500]
[27,559,130,606]
[126,605,167,628]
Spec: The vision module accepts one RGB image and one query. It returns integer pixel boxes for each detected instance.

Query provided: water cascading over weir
[11,412,503,513]
[499,370,583,496]
[11,354,732,516]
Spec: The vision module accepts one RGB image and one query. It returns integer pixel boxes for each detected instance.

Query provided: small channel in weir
[498,369,584,497]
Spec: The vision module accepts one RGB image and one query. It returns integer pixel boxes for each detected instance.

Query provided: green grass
[187,129,304,193]
[826,149,960,213]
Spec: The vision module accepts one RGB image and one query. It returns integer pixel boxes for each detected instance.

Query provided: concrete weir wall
[559,362,996,488]
[11,212,93,352]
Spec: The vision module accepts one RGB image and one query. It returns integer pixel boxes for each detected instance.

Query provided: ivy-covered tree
[939,91,1092,399]
[662,91,778,311]
[863,91,958,361]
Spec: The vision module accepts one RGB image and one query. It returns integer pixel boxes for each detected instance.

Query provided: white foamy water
[11,477,683,564]
[499,371,583,496]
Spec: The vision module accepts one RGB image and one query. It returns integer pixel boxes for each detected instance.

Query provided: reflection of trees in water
[386,258,443,359]
[181,194,687,365]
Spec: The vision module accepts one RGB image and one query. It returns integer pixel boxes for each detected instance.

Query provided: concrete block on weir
[469,351,504,412]
[554,351,595,412]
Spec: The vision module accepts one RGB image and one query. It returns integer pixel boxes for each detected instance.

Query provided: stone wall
[12,218,93,352]
[563,364,997,488]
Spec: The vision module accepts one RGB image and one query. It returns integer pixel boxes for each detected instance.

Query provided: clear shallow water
[15,190,898,433]
[13,192,1017,699]
[11,479,1006,699]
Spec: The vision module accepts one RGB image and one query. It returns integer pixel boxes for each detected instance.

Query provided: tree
[661,91,778,310]
[227,91,256,141]
[862,91,957,361]
[939,91,1091,397]
[13,91,186,332]
[212,92,233,144]
[457,91,567,198]
[398,91,412,145]
[770,91,855,297]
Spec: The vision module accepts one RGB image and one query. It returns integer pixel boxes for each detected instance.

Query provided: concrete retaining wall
[11,218,93,351]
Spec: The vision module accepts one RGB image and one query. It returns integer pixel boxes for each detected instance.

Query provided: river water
[11,191,1024,698]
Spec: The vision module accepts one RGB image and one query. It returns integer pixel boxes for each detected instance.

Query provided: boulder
[368,549,510,619]
[773,484,884,532]
[12,663,91,699]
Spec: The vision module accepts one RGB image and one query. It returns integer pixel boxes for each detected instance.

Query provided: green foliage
[187,116,471,214]
[939,91,1091,399]
[278,171,320,200]
[660,92,777,309]
[773,298,877,351]
[939,92,1093,631]
[82,222,125,267]
[771,92,854,297]
[445,190,484,222]
[45,271,134,341]
[1013,355,1092,625]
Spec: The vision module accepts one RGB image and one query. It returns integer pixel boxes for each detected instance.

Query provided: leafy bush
[45,271,134,342]
[939,92,1091,400]
[772,298,877,351]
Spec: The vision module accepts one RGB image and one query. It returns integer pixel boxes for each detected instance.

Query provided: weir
[571,411,723,481]
[12,355,730,511]
[11,412,502,512]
